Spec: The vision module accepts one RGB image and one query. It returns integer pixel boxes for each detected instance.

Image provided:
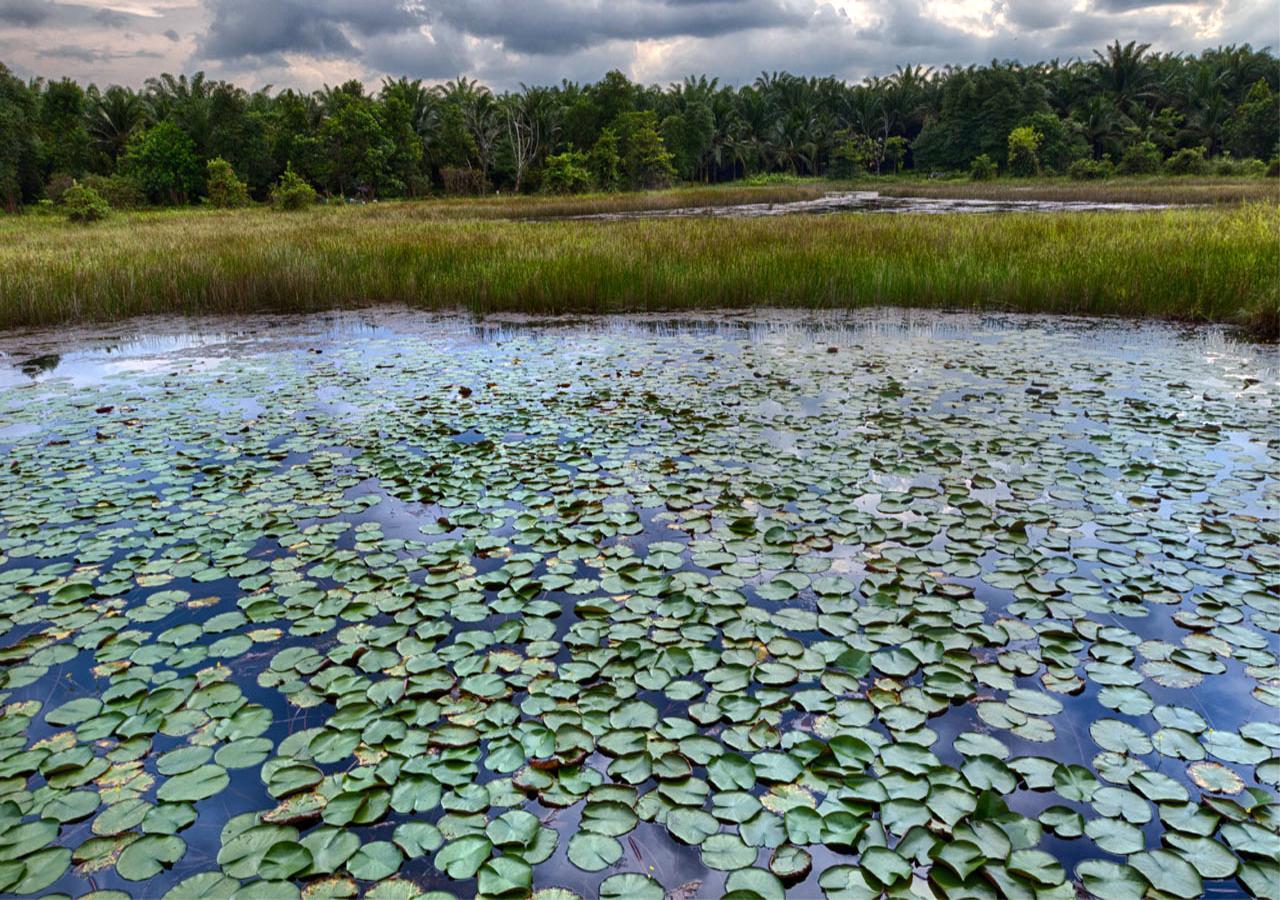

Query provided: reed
[866,176,1279,205]
[0,199,1275,339]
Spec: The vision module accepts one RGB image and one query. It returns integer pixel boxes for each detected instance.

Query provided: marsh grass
[865,175,1280,205]
[360,183,832,220]
[1,200,1276,338]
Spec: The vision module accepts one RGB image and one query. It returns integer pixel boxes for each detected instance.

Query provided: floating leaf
[116,834,185,881]
[598,873,664,900]
[1129,850,1203,899]
[155,764,228,803]
[566,833,621,872]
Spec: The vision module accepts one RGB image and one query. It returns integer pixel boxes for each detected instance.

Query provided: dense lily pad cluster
[0,315,1276,900]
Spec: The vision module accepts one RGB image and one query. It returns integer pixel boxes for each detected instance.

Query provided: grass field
[869,176,1278,205]
[1,182,1276,339]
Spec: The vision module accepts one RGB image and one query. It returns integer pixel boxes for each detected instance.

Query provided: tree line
[2,40,1277,212]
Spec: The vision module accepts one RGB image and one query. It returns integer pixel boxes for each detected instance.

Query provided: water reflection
[555,191,1189,221]
[18,353,60,378]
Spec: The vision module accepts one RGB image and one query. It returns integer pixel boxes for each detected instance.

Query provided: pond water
[560,191,1187,220]
[0,309,1276,900]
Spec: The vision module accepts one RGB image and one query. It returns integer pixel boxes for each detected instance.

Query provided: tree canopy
[1,40,1276,209]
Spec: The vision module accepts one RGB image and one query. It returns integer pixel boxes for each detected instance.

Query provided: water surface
[560,191,1188,220]
[0,310,1275,899]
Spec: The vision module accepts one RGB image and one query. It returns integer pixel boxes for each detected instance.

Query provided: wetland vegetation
[3,39,1276,337]
[0,313,1276,899]
[1,196,1276,338]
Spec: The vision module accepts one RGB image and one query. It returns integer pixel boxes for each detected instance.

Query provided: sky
[0,0,1276,91]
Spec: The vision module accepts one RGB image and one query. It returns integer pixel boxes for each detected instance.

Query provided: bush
[1006,126,1042,177]
[589,129,622,192]
[832,133,877,178]
[617,111,676,190]
[969,154,997,181]
[124,120,201,205]
[1068,157,1114,180]
[1162,146,1209,176]
[440,167,489,196]
[1211,155,1265,177]
[1267,158,1279,178]
[81,174,146,210]
[270,164,317,211]
[61,181,110,223]
[206,157,250,208]
[883,136,909,174]
[542,151,594,195]
[1117,141,1162,175]
[1018,111,1088,174]
[742,173,814,186]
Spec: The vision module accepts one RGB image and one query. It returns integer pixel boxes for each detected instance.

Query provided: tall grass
[0,201,1275,338]
[355,183,830,220]
[866,176,1279,205]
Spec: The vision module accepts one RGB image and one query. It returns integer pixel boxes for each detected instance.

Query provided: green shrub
[270,164,317,210]
[832,133,877,178]
[542,150,594,195]
[1267,158,1280,178]
[61,181,110,223]
[1210,154,1265,177]
[969,154,997,181]
[124,121,201,205]
[81,174,146,210]
[1006,126,1042,177]
[589,129,622,192]
[617,111,677,190]
[206,157,250,208]
[1017,112,1088,174]
[1162,147,1208,176]
[742,173,815,186]
[1117,141,1162,175]
[1068,157,1114,180]
[882,136,909,174]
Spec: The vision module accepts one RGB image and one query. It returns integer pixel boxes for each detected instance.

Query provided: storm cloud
[198,0,421,60]
[0,0,1274,89]
[432,0,814,54]
[0,0,50,27]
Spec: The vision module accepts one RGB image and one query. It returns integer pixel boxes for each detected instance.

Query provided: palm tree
[437,78,500,180]
[1092,41,1156,116]
[381,77,441,155]
[1073,94,1124,158]
[85,85,149,164]
[1180,66,1234,154]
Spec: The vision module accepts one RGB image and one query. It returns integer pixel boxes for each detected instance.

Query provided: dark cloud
[435,0,813,54]
[195,0,813,65]
[37,44,162,62]
[360,26,471,80]
[2,0,1272,91]
[1000,0,1068,31]
[857,0,973,50]
[91,7,131,28]
[199,0,420,60]
[1,0,148,30]
[1090,0,1183,10]
[0,0,48,27]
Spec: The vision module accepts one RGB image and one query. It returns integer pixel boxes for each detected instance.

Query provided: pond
[0,309,1276,900]
[559,191,1188,220]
